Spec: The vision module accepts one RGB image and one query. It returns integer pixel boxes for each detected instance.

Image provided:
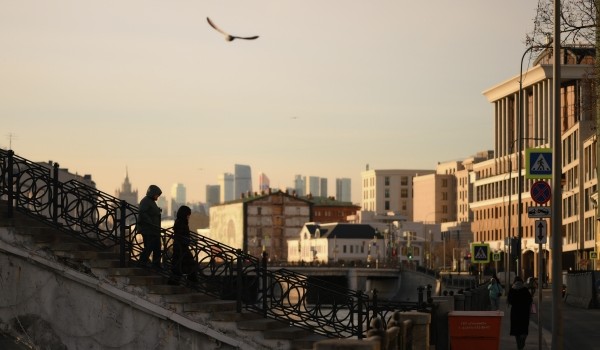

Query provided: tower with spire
[115,167,138,206]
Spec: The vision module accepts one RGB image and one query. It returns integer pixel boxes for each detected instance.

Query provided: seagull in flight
[207,17,259,41]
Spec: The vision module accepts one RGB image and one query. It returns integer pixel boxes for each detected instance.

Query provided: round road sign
[530,181,552,204]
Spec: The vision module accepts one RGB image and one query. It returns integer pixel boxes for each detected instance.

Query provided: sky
[1,1,540,205]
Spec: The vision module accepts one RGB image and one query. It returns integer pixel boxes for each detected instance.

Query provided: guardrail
[0,148,431,338]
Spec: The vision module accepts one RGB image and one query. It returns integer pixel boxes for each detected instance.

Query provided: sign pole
[538,239,543,349]
[534,218,547,350]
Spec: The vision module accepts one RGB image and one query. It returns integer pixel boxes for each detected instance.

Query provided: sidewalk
[498,296,551,350]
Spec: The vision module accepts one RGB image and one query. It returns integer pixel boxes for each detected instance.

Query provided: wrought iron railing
[0,149,430,339]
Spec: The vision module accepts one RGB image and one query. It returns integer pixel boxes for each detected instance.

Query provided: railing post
[119,200,127,268]
[261,251,268,317]
[427,284,433,304]
[371,289,379,323]
[52,162,59,225]
[418,285,425,306]
[236,249,243,313]
[357,290,365,339]
[6,150,14,218]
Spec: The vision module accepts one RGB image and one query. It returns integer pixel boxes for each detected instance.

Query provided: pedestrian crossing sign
[591,251,598,260]
[471,243,490,264]
[526,148,552,179]
[492,252,501,262]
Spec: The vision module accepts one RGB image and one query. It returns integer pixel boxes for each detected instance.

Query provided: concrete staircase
[0,204,327,349]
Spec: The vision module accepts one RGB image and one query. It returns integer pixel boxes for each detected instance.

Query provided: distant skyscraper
[234,164,252,198]
[171,183,186,204]
[258,172,270,192]
[115,168,138,206]
[218,173,234,203]
[206,184,220,208]
[156,196,168,218]
[294,175,305,196]
[306,176,320,196]
[171,183,186,216]
[320,178,328,197]
[336,178,352,202]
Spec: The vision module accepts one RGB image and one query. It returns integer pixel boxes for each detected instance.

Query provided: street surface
[534,287,600,350]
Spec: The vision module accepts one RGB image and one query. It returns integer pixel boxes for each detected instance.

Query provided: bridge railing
[0,149,431,339]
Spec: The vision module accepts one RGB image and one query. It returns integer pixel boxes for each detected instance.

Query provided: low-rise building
[287,222,382,265]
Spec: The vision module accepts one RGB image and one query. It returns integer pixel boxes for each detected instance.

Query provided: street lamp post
[517,35,553,276]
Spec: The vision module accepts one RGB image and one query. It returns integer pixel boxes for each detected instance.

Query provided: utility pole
[551,1,564,347]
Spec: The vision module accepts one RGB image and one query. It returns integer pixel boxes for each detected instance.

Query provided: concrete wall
[0,232,256,350]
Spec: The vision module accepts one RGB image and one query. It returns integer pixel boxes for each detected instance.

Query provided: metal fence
[0,148,430,339]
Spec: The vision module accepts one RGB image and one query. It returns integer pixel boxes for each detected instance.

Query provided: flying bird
[207,17,259,41]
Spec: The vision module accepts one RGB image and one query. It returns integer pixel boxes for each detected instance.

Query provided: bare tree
[527,0,596,46]
[529,1,600,229]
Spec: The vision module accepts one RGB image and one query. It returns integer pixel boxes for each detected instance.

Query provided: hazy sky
[1,1,539,204]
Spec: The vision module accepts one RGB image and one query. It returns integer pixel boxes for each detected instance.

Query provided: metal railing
[0,149,431,338]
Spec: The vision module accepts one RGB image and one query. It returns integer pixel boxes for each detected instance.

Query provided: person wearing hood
[138,185,163,268]
[168,205,198,284]
[507,276,533,350]
[488,277,502,310]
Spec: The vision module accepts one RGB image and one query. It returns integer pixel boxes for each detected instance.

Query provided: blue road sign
[526,148,552,179]
[471,243,490,263]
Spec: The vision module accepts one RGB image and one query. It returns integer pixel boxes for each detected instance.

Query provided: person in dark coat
[137,185,163,268]
[507,276,533,350]
[169,205,198,284]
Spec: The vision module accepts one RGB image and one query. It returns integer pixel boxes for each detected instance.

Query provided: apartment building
[361,167,435,219]
[475,46,597,279]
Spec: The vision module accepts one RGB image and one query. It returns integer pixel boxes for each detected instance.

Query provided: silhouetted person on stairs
[137,185,163,269]
[169,205,198,284]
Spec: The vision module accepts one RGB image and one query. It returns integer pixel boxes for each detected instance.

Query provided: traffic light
[407,246,413,260]
[510,237,521,257]
[464,253,471,260]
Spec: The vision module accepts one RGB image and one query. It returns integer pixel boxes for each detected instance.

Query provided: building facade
[234,164,252,198]
[360,168,435,218]
[336,178,352,203]
[307,196,361,224]
[205,184,220,208]
[218,173,234,203]
[287,222,382,265]
[475,46,597,279]
[209,190,312,261]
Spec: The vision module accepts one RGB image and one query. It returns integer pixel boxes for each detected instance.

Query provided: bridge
[0,149,434,349]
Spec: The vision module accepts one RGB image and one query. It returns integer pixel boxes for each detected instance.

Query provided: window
[385,201,390,210]
[401,189,408,198]
[385,189,390,198]
[257,207,262,215]
[385,176,390,186]
[401,176,408,186]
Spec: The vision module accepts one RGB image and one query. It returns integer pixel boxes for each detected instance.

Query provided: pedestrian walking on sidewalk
[488,277,502,310]
[507,276,533,350]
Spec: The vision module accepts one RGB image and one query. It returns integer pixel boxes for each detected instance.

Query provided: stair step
[264,326,310,340]
[105,267,155,276]
[164,293,215,304]
[147,284,189,295]
[127,275,167,286]
[211,311,263,322]
[89,259,121,268]
[54,250,99,260]
[291,334,338,350]
[183,300,237,313]
[237,318,288,331]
